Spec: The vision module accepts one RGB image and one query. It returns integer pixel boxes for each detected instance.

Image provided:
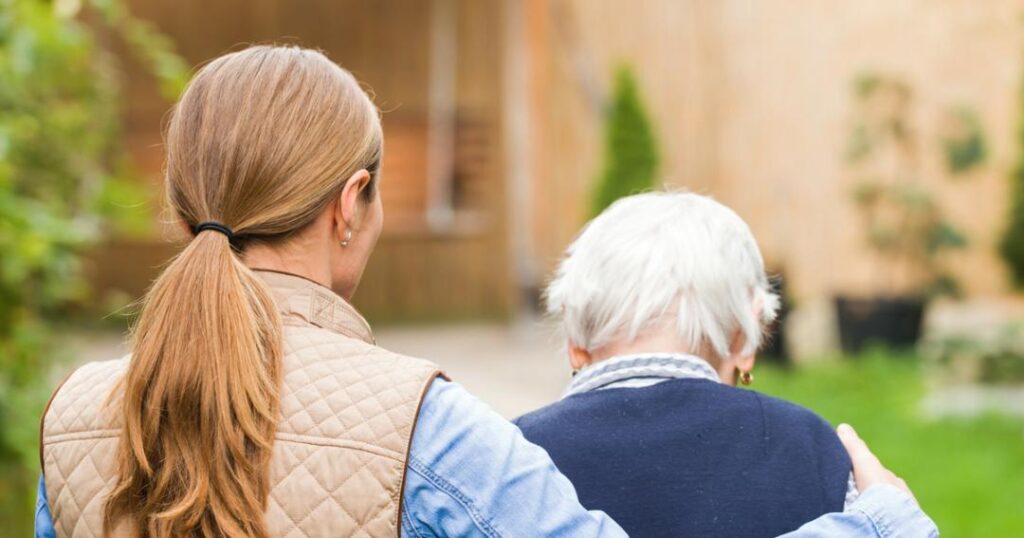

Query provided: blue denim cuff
[851,484,939,538]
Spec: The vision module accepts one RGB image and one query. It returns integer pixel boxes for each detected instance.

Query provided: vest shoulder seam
[44,429,120,445]
[273,431,404,461]
[44,429,409,462]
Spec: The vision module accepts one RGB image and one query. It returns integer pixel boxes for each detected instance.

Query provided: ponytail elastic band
[193,221,237,243]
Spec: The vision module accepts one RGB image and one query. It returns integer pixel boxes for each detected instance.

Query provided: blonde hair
[103,45,382,537]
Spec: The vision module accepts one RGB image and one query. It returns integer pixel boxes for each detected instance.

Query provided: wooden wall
[91,0,512,322]
[519,0,1024,304]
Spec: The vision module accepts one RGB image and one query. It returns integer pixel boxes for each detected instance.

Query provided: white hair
[546,191,780,358]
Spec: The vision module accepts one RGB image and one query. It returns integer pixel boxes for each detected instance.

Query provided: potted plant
[837,74,981,353]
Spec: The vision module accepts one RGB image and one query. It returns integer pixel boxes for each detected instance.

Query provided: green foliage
[999,72,1024,286]
[941,107,987,174]
[923,323,1024,384]
[757,354,1024,537]
[1000,173,1024,286]
[590,66,659,217]
[846,73,973,298]
[0,0,186,531]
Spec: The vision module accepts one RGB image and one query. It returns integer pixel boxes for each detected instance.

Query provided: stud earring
[340,229,353,248]
[739,370,754,386]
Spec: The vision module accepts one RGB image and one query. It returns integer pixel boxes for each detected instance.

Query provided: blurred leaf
[891,182,934,212]
[852,72,882,100]
[867,223,898,252]
[942,107,987,174]
[851,179,883,206]
[923,272,962,299]
[845,124,873,163]
[928,221,968,252]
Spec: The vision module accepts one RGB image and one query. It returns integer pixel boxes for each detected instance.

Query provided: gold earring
[340,229,352,247]
[739,370,754,386]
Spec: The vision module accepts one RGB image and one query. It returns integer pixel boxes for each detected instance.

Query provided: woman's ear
[334,169,372,234]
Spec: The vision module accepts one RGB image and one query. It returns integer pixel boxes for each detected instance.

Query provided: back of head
[103,45,382,537]
[546,191,779,360]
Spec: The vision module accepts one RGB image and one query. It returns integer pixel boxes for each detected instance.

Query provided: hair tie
[193,221,237,243]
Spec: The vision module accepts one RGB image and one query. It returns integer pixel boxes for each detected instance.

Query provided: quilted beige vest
[41,270,442,537]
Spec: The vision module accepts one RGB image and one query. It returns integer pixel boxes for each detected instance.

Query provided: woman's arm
[781,485,938,538]
[401,378,626,537]
[35,475,55,538]
[402,379,938,538]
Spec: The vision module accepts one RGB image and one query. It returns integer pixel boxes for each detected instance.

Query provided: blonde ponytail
[105,231,282,536]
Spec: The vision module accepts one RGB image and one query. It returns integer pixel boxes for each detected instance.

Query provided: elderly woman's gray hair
[546,191,780,359]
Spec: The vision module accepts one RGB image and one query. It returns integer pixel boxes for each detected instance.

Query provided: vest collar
[253,269,375,345]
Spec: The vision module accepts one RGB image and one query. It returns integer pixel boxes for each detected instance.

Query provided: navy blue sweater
[514,379,851,537]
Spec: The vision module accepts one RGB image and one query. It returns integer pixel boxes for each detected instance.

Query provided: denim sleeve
[35,475,56,538]
[780,484,939,538]
[35,383,937,538]
[400,378,627,537]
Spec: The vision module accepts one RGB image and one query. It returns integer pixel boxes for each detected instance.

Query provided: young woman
[35,45,932,537]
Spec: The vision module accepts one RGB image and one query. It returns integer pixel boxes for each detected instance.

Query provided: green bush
[1000,75,1024,285]
[1000,171,1024,286]
[590,66,659,217]
[0,1,185,531]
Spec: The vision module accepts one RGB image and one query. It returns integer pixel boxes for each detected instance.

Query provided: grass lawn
[756,352,1024,537]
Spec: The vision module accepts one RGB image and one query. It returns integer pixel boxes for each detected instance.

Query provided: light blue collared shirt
[36,377,938,537]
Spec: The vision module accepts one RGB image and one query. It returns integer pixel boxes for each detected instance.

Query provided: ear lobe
[735,351,757,373]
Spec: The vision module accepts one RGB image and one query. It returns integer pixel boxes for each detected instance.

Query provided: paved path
[66,320,570,419]
[377,320,570,418]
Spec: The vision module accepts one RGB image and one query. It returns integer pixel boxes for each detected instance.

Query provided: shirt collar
[563,352,721,399]
[252,269,375,345]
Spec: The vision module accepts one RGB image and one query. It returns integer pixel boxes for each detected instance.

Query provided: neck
[243,242,332,290]
[590,331,732,383]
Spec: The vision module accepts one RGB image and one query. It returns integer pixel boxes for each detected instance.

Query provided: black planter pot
[835,295,925,354]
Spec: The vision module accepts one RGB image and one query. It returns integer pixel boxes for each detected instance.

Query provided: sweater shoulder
[750,390,850,469]
[752,390,838,438]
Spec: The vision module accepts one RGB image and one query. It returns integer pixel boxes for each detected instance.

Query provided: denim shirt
[36,377,938,537]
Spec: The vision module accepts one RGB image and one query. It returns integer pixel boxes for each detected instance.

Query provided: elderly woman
[516,192,862,537]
